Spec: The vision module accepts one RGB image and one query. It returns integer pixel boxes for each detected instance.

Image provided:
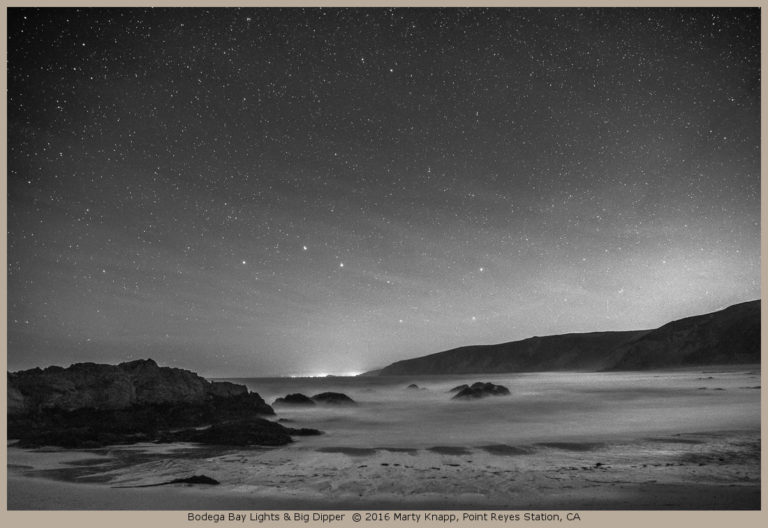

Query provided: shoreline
[7,427,761,511]
[7,473,761,511]
[8,367,760,511]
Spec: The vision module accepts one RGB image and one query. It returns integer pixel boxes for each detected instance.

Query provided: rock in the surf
[273,393,316,406]
[451,382,510,400]
[311,392,356,405]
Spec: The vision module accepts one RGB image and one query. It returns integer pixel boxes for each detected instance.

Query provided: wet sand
[6,473,760,510]
[7,428,760,510]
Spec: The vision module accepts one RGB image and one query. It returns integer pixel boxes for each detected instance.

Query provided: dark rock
[174,419,294,446]
[273,393,316,406]
[208,381,248,398]
[8,363,137,413]
[205,392,275,419]
[114,474,220,488]
[6,359,297,448]
[451,382,510,400]
[120,359,210,405]
[9,392,284,449]
[448,384,469,393]
[7,384,28,415]
[8,358,270,416]
[169,475,220,485]
[311,392,356,405]
[406,384,420,390]
[285,427,323,436]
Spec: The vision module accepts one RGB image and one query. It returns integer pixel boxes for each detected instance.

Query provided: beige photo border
[0,0,765,526]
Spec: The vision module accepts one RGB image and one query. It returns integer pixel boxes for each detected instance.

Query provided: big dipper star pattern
[7,8,760,376]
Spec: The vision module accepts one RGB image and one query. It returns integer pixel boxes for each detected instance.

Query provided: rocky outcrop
[370,301,760,375]
[208,381,249,398]
[170,419,296,446]
[311,392,356,405]
[451,382,510,400]
[273,392,358,408]
[7,384,28,415]
[7,358,268,415]
[6,359,323,449]
[273,393,316,406]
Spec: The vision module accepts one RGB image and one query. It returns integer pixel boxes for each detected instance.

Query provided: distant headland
[365,300,760,376]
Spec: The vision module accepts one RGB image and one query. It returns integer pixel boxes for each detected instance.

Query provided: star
[5,7,759,380]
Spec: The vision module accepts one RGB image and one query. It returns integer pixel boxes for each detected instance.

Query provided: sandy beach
[7,427,760,510]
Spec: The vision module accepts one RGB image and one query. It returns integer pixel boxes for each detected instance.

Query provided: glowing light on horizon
[288,370,362,378]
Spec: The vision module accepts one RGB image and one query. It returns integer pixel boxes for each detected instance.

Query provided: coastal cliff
[606,300,761,370]
[372,300,760,376]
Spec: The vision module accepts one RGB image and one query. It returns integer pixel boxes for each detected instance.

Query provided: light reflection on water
[221,367,760,449]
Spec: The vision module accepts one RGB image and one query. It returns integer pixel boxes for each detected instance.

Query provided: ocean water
[223,366,761,449]
[7,365,761,509]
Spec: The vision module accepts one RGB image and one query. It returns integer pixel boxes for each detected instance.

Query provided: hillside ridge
[370,300,760,375]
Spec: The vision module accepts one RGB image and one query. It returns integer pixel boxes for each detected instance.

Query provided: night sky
[7,8,761,377]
